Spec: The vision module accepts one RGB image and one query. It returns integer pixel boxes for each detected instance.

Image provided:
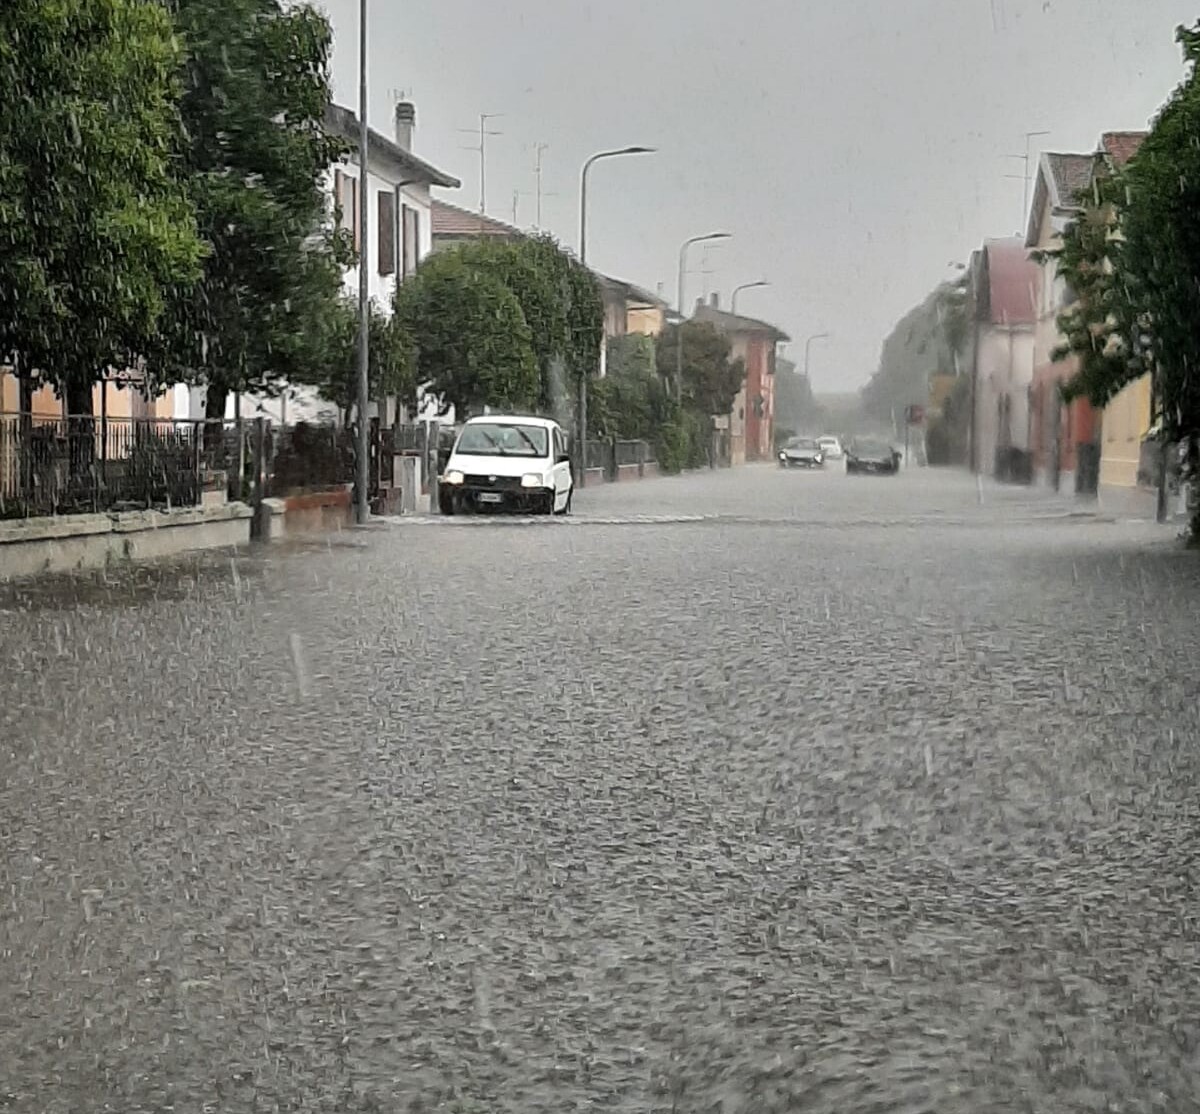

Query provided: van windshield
[455,423,548,457]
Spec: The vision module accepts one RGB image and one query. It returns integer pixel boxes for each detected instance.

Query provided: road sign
[905,404,926,425]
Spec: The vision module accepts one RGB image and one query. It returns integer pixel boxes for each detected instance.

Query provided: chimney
[394,101,415,151]
[710,292,720,308]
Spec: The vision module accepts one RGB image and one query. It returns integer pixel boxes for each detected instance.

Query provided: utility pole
[354,0,370,525]
[459,113,503,215]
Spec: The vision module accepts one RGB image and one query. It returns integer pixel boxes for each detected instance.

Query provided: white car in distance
[440,415,573,516]
[817,436,845,461]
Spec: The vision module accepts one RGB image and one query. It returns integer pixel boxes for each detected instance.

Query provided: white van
[439,415,573,515]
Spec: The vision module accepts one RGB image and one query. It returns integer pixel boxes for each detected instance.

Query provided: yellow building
[1099,372,1152,488]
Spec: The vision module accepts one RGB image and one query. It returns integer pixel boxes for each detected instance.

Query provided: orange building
[693,299,789,464]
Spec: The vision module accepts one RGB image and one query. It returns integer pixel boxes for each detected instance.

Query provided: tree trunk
[64,378,96,503]
[205,383,228,424]
[201,383,229,470]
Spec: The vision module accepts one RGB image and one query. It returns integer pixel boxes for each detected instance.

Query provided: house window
[401,204,421,277]
[378,189,396,276]
[333,169,360,251]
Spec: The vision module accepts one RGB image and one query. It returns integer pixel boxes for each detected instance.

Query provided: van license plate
[478,492,503,504]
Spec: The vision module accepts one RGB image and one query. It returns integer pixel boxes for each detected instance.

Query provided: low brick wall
[256,485,354,540]
[0,504,253,581]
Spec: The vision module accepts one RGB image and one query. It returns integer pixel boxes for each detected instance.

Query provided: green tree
[0,0,202,412]
[157,0,350,421]
[415,236,601,422]
[394,254,538,415]
[656,321,745,417]
[1035,166,1147,407]
[590,334,669,442]
[1105,24,1200,437]
[1038,22,1200,537]
[303,296,411,416]
[863,276,968,425]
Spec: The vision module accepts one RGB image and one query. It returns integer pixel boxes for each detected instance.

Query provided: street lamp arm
[731,280,769,314]
[579,146,655,265]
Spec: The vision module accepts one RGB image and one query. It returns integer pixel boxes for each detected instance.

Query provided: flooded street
[3,466,1200,1113]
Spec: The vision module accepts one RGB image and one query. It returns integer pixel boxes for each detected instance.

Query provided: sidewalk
[985,474,1190,523]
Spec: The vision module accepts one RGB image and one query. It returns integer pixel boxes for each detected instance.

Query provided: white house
[969,238,1038,478]
[181,100,461,424]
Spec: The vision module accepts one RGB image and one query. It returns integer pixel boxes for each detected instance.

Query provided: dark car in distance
[846,439,901,474]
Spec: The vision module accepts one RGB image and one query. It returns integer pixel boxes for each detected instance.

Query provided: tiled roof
[325,104,460,188]
[431,199,522,238]
[982,238,1038,326]
[1099,130,1148,169]
[1046,153,1096,208]
[692,303,790,342]
[595,273,668,309]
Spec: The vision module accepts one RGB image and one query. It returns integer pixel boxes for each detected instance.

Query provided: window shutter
[378,189,396,276]
[351,177,360,253]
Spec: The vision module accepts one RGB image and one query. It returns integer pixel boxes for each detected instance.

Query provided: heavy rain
[4,2,1200,1112]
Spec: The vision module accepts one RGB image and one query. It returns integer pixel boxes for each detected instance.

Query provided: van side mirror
[557,451,570,464]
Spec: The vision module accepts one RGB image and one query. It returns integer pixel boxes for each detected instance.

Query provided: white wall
[327,162,433,312]
[177,159,438,423]
[974,326,1035,472]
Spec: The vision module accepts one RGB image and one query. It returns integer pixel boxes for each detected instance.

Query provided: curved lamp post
[576,145,655,486]
[804,331,830,379]
[676,231,732,401]
[731,280,769,314]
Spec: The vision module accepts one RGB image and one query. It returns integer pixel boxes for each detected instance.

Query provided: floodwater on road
[3,466,1199,1113]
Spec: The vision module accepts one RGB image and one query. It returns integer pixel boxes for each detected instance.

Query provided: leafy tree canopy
[0,0,203,409]
[394,253,538,416]
[297,296,411,415]
[590,334,671,442]
[407,236,601,420]
[1035,169,1146,408]
[862,277,968,424]
[655,321,745,417]
[1111,22,1200,436]
[158,0,350,417]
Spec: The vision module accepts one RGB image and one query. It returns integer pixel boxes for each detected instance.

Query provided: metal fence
[267,421,356,497]
[616,439,656,467]
[0,413,203,518]
[585,438,655,477]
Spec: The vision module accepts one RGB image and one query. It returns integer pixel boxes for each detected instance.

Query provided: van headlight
[444,470,465,485]
[521,473,545,488]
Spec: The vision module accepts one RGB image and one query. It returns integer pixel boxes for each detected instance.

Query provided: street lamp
[354,0,370,525]
[731,280,769,314]
[804,332,830,379]
[676,231,732,401]
[579,146,656,266]
[576,145,655,488]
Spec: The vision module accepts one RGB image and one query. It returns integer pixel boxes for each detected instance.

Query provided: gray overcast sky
[317,0,1197,391]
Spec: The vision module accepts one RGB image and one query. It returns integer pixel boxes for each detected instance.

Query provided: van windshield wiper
[512,427,541,455]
